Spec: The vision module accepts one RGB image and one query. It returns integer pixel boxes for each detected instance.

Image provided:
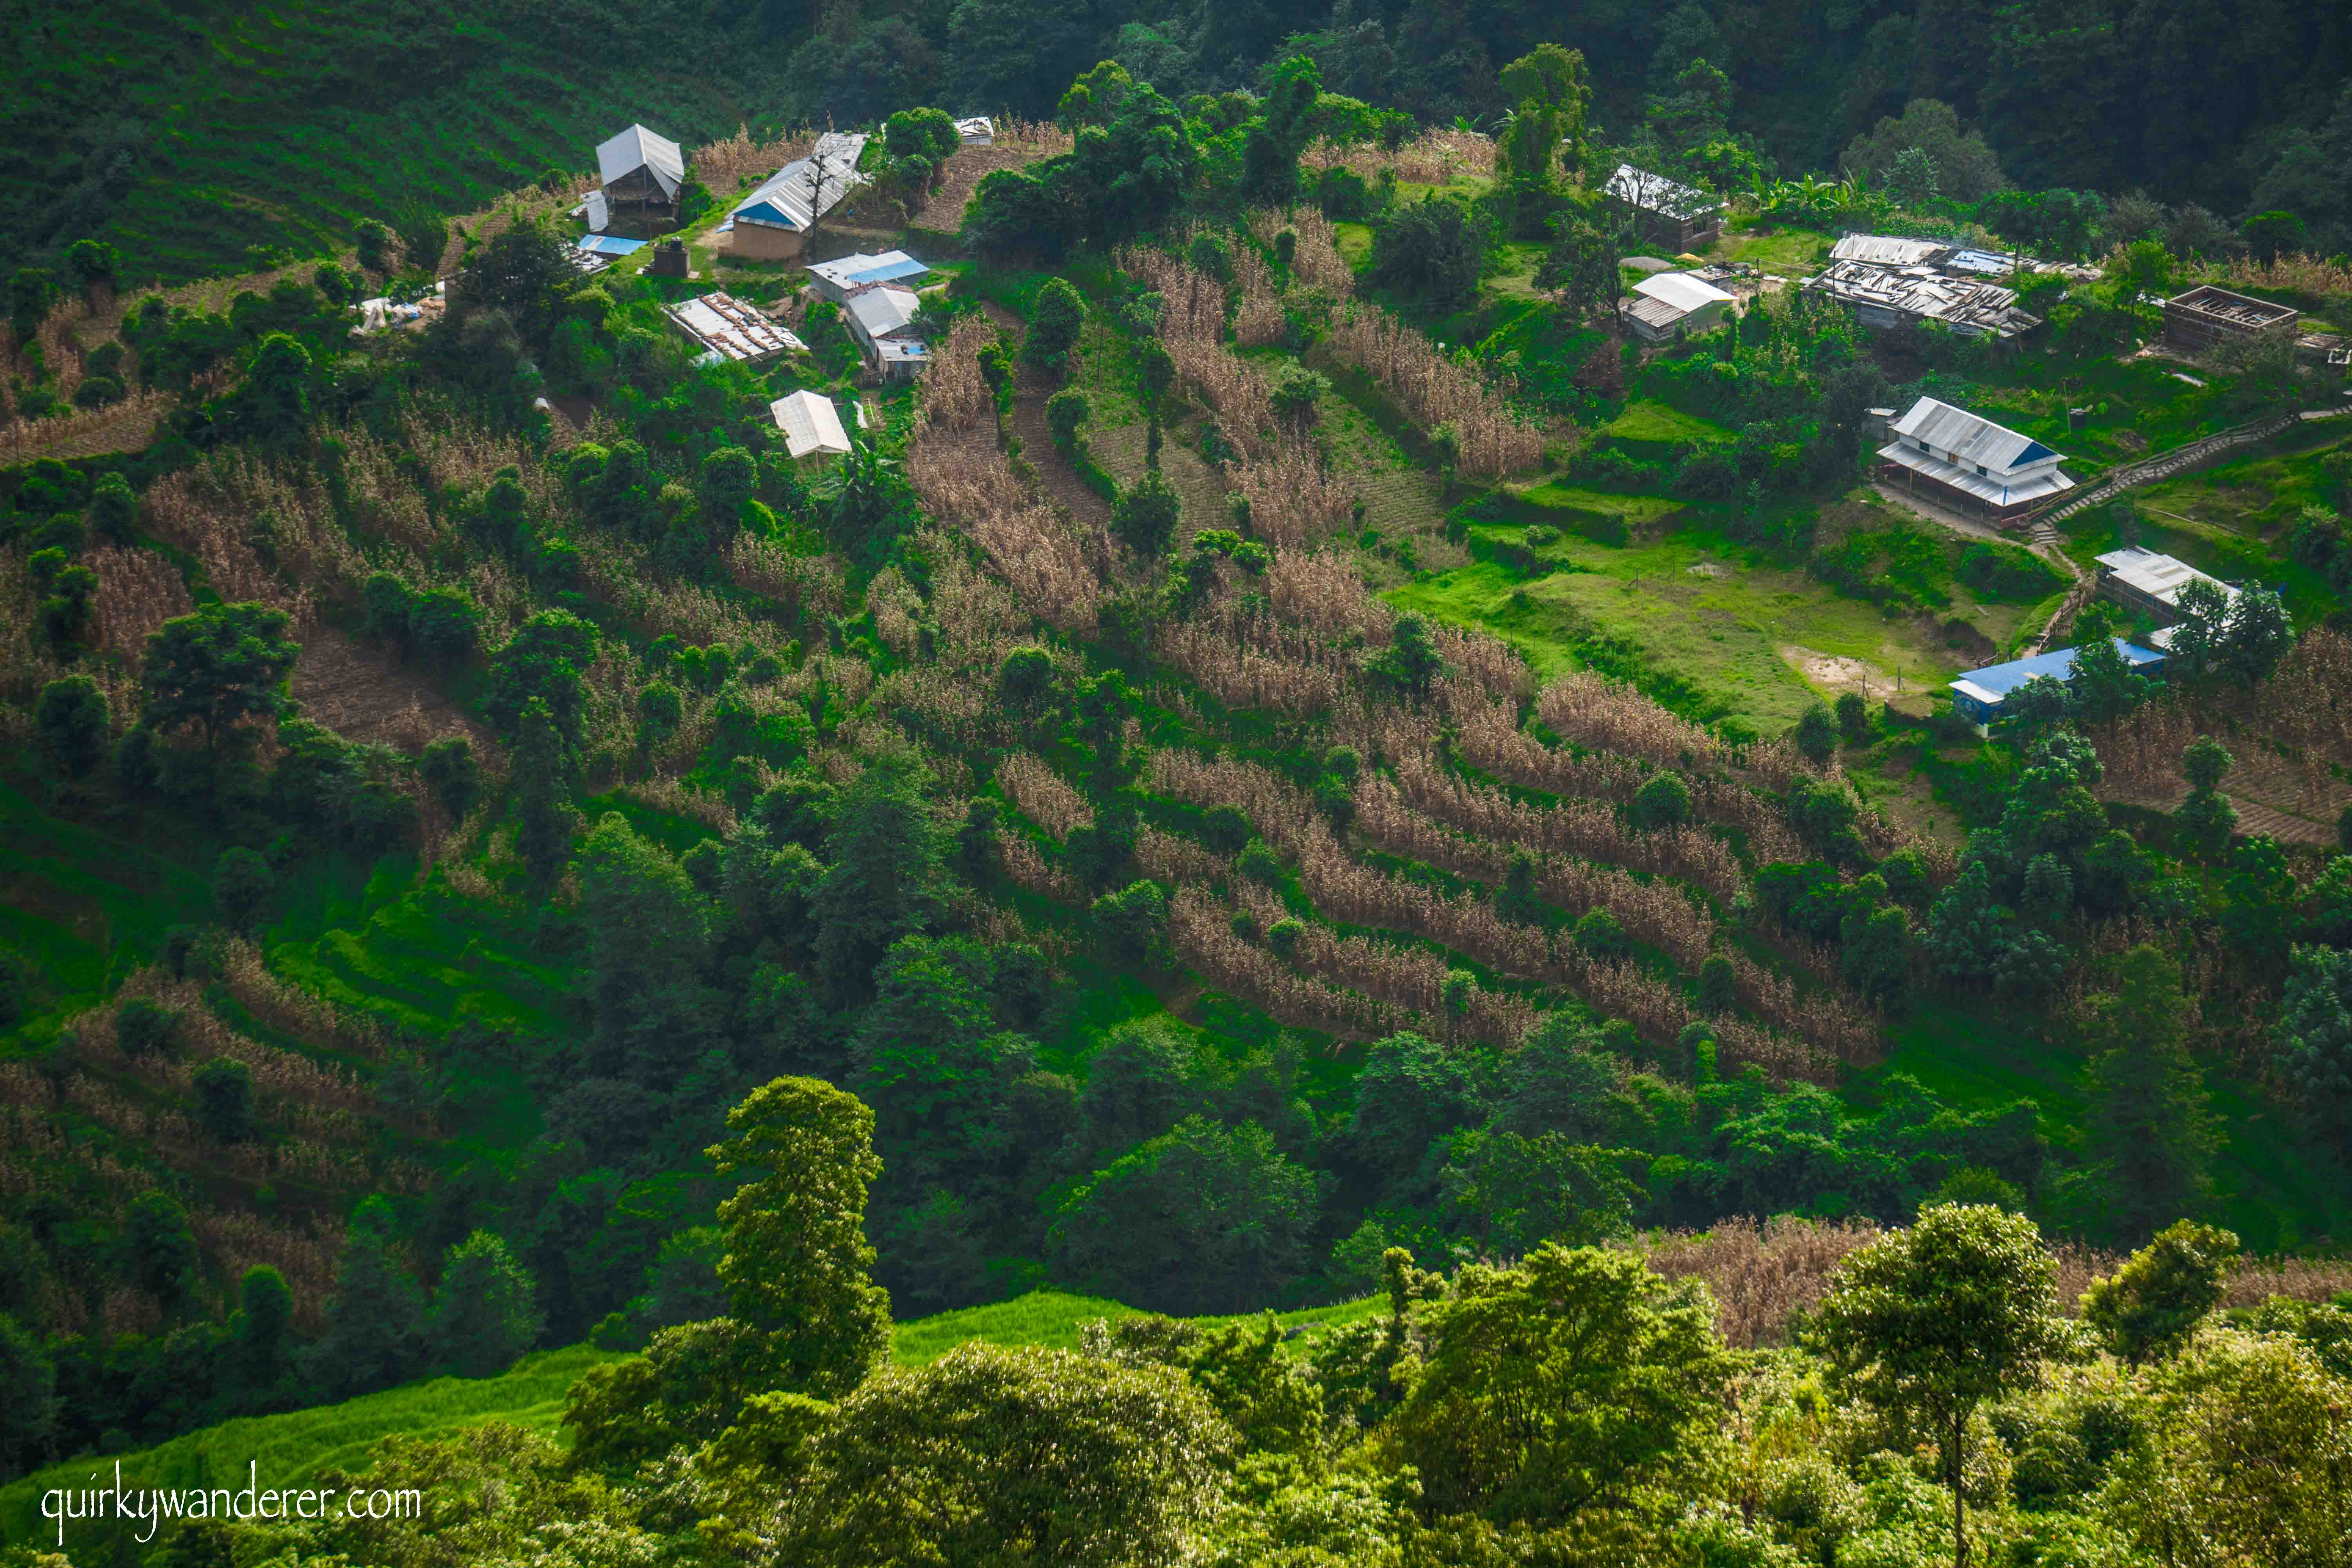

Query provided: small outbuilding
[770,389,853,464]
[1619,271,1737,343]
[1876,396,2076,524]
[596,124,685,221]
[844,285,927,380]
[954,116,994,146]
[1947,639,2168,734]
[2162,284,2299,354]
[1604,164,1724,252]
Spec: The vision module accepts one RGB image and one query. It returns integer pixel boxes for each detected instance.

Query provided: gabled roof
[2094,546,2239,608]
[770,390,852,459]
[596,124,684,200]
[1891,397,2060,475]
[1948,640,2167,704]
[1633,272,1736,312]
[731,132,871,231]
[955,116,994,145]
[808,250,929,292]
[846,285,921,340]
[1605,163,1721,221]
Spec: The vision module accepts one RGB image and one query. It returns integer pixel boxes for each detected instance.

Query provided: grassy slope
[0,1294,1385,1541]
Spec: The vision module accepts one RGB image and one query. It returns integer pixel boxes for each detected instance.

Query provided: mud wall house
[1947,640,2167,734]
[1603,164,1724,252]
[1875,396,2076,526]
[596,124,685,225]
[2162,284,2300,354]
[726,132,871,262]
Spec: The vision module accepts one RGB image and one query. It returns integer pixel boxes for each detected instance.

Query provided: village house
[2093,546,2240,644]
[1619,271,1737,343]
[1876,397,2076,524]
[807,250,931,305]
[595,124,685,226]
[844,285,927,379]
[1603,164,1724,252]
[770,389,853,465]
[2162,284,2299,354]
[1947,640,2168,735]
[726,132,871,262]
[1806,260,2041,339]
[954,116,994,146]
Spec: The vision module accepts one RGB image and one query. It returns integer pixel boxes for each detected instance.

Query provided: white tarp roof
[955,116,993,144]
[1830,234,1950,267]
[661,292,808,363]
[596,124,684,200]
[1633,272,1735,312]
[2094,546,2239,610]
[770,390,852,459]
[584,189,610,232]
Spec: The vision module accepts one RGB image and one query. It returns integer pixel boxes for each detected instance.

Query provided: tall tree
[303,1198,428,1401]
[577,812,718,1081]
[815,748,946,995]
[512,697,579,897]
[1811,1204,2068,1568]
[2080,944,2220,1241]
[1498,42,1592,186]
[140,603,298,749]
[428,1231,543,1377]
[710,1075,892,1399]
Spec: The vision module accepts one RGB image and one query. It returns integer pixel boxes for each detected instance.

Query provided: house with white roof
[2093,546,2240,646]
[770,390,853,464]
[954,116,994,146]
[661,292,807,365]
[807,250,931,305]
[843,285,928,380]
[596,125,685,222]
[728,132,871,262]
[1603,164,1724,251]
[1620,271,1737,343]
[1876,397,2076,524]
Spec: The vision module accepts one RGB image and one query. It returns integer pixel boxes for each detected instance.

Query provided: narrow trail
[978,299,1114,528]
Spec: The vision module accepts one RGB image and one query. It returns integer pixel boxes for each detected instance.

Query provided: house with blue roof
[1946,639,2167,734]
[1877,396,2076,526]
[808,251,931,305]
[726,132,869,262]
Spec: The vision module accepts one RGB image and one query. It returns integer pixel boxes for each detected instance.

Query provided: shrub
[1046,388,1090,448]
[1572,907,1629,960]
[193,1057,256,1143]
[116,998,181,1058]
[1026,278,1087,372]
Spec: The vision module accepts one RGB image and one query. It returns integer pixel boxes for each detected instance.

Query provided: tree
[700,446,759,532]
[2218,587,2293,686]
[563,1315,779,1473]
[2241,210,2306,265]
[304,1201,428,1401]
[1110,468,1182,556]
[192,1056,256,1142]
[1794,702,1838,765]
[710,1075,892,1398]
[1025,277,1087,373]
[126,1191,200,1310]
[2070,635,2151,725]
[140,603,298,748]
[486,609,597,746]
[0,1312,56,1482]
[1394,1244,1734,1526]
[512,698,579,896]
[577,813,717,1081]
[1051,1115,1321,1315]
[234,1264,295,1390]
[1498,43,1592,187]
[1534,217,1622,321]
[1368,614,1445,694]
[1350,1031,1489,1187]
[1369,195,1489,312]
[428,1231,543,1377]
[1840,101,2009,204]
[36,675,109,777]
[1445,1132,1638,1254]
[815,748,945,995]
[1884,146,1942,209]
[1811,1205,2069,1568]
[2278,944,2352,1146]
[2080,1220,2238,1363]
[88,470,138,545]
[1092,880,1168,967]
[419,737,479,822]
[786,1343,1230,1567]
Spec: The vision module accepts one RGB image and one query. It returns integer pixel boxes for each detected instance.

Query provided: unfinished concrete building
[2163,284,2300,353]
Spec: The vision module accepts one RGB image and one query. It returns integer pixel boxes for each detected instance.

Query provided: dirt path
[977,301,1116,529]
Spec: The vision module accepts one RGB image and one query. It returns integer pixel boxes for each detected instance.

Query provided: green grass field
[1389,519,2013,730]
[1602,399,1733,448]
[1708,219,1833,275]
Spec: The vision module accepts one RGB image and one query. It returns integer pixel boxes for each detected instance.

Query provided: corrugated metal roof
[596,124,684,200]
[733,133,871,232]
[1634,272,1736,312]
[808,250,929,296]
[584,189,610,233]
[662,292,808,363]
[1804,261,2039,338]
[846,286,920,339]
[770,390,851,459]
[1878,440,2075,506]
[2094,546,2239,608]
[1830,234,1950,267]
[1604,163,1720,221]
[1890,397,2060,475]
[955,116,993,145]
[1949,640,2167,701]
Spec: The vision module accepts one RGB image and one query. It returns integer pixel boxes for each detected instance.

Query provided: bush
[193,1057,256,1143]
[1046,388,1090,448]
[1025,278,1087,373]
[116,998,181,1058]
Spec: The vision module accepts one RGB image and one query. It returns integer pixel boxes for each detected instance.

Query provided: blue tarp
[578,235,648,256]
[1948,639,2166,724]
